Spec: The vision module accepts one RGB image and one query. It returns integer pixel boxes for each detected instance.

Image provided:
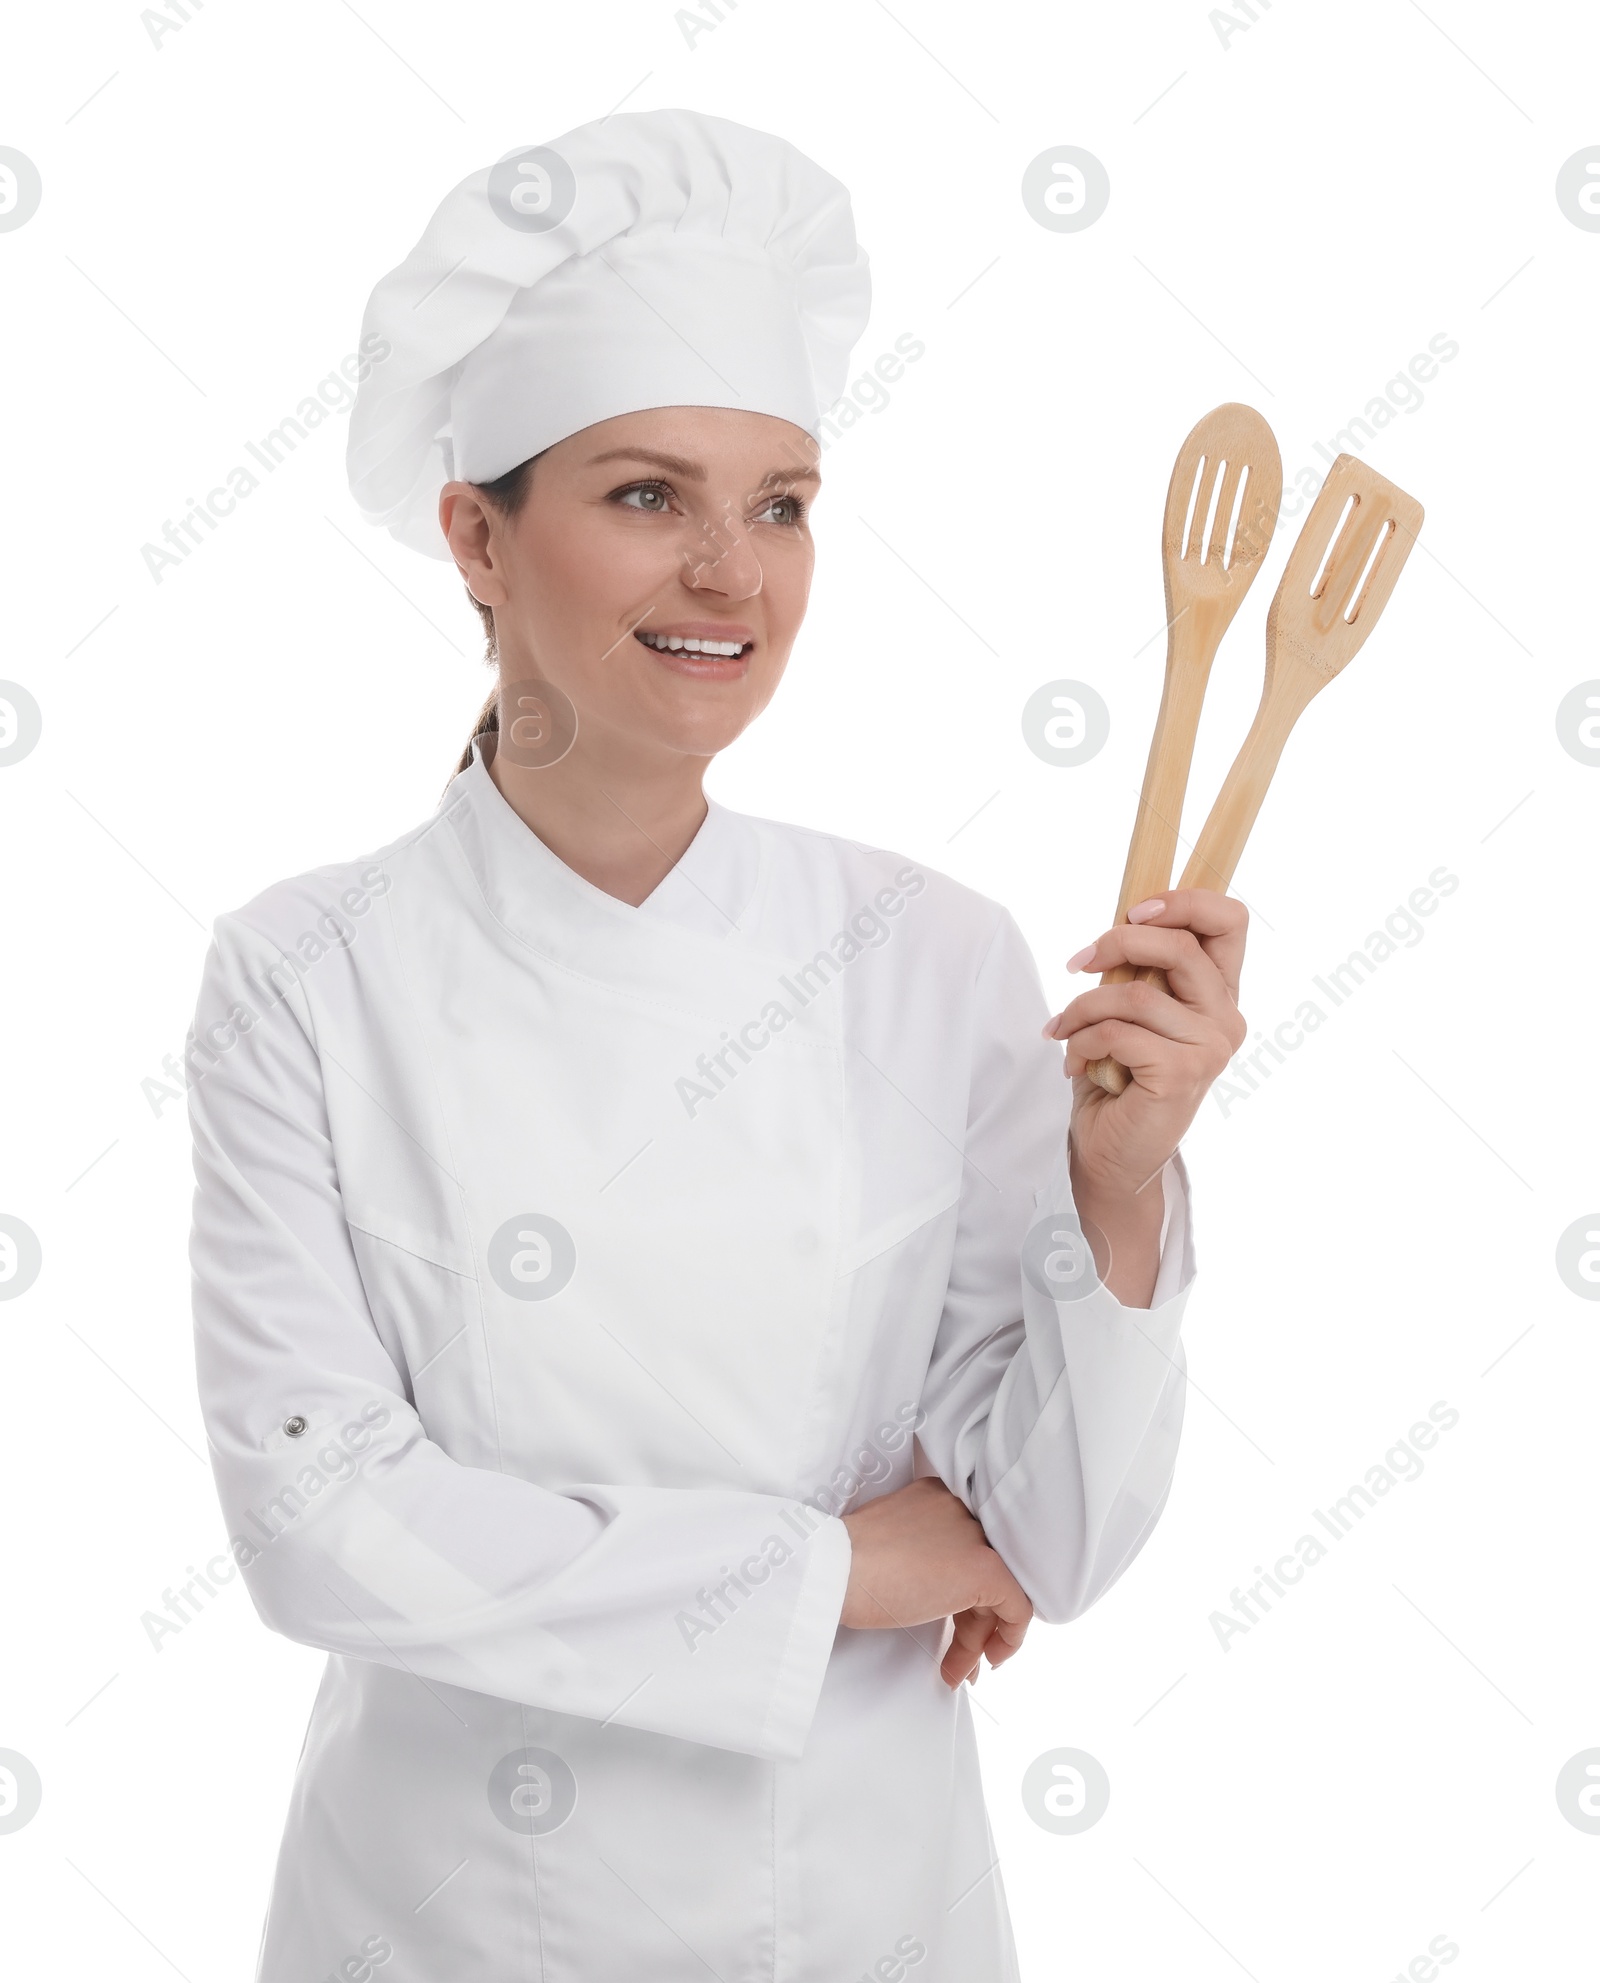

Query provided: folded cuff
[756,1511,852,1760]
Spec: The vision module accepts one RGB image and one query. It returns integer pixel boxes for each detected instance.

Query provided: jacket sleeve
[187,915,851,1763]
[915,907,1195,1623]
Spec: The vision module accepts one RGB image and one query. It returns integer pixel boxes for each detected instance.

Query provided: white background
[3,1,1598,1976]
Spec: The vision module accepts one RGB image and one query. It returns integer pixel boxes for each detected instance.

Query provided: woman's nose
[682,506,763,599]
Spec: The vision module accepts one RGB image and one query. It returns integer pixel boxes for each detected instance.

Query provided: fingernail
[1065,943,1096,972]
[1127,898,1165,923]
[1040,1016,1059,1038]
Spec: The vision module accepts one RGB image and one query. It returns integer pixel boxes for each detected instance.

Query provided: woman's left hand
[1042,891,1248,1295]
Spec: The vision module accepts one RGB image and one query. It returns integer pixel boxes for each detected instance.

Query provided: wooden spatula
[1085,451,1425,1094]
[1083,403,1282,1095]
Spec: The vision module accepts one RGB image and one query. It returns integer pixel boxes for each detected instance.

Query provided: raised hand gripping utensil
[1083,403,1283,1096]
[1086,451,1425,1093]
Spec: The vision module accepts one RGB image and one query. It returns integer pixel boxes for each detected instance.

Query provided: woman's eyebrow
[586,446,707,479]
[585,446,821,485]
[756,463,822,486]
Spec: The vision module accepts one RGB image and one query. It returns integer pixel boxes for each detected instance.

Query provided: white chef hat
[346,108,871,559]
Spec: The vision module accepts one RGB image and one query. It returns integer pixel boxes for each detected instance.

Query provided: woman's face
[441,405,821,766]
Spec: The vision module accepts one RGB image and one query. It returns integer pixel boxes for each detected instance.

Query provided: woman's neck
[485,731,710,908]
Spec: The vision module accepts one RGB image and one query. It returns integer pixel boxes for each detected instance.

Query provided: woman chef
[187,107,1248,1982]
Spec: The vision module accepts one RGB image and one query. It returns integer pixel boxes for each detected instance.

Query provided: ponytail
[455,686,499,776]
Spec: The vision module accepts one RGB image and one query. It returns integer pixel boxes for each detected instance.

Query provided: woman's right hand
[839,1477,1034,1688]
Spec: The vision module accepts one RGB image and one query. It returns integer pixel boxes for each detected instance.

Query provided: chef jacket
[188,734,1194,1982]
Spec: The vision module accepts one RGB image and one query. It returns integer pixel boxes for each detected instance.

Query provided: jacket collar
[435,734,806,1023]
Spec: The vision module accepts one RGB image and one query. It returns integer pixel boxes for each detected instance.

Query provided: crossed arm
[839,889,1249,1686]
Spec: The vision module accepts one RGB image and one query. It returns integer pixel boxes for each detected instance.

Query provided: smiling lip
[633,622,754,678]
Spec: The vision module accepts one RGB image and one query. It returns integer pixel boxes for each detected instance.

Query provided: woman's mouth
[633,627,754,678]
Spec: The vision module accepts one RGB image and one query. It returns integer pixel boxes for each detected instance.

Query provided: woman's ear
[439,483,509,606]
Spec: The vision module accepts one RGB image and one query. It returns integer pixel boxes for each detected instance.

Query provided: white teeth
[637,631,747,656]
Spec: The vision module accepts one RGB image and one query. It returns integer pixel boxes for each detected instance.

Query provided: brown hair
[454,450,547,775]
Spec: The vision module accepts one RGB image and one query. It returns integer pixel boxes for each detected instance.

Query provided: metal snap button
[283,1415,308,1438]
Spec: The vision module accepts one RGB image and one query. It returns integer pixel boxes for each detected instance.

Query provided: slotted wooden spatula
[1083,403,1282,1095]
[1086,450,1425,1094]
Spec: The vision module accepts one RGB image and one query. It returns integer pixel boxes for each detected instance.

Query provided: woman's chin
[621,662,779,754]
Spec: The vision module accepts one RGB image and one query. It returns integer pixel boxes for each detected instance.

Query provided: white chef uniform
[188,736,1193,1980]
[190,103,1196,1982]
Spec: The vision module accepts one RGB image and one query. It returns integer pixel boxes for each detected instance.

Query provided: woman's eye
[611,482,805,524]
[614,482,674,513]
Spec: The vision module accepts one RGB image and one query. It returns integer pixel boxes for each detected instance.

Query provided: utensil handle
[1175,690,1297,895]
[1082,691,1296,1094]
[1084,616,1215,1096]
[1110,620,1215,922]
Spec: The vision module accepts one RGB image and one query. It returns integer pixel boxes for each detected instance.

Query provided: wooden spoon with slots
[1085,451,1425,1094]
[1082,403,1283,1095]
